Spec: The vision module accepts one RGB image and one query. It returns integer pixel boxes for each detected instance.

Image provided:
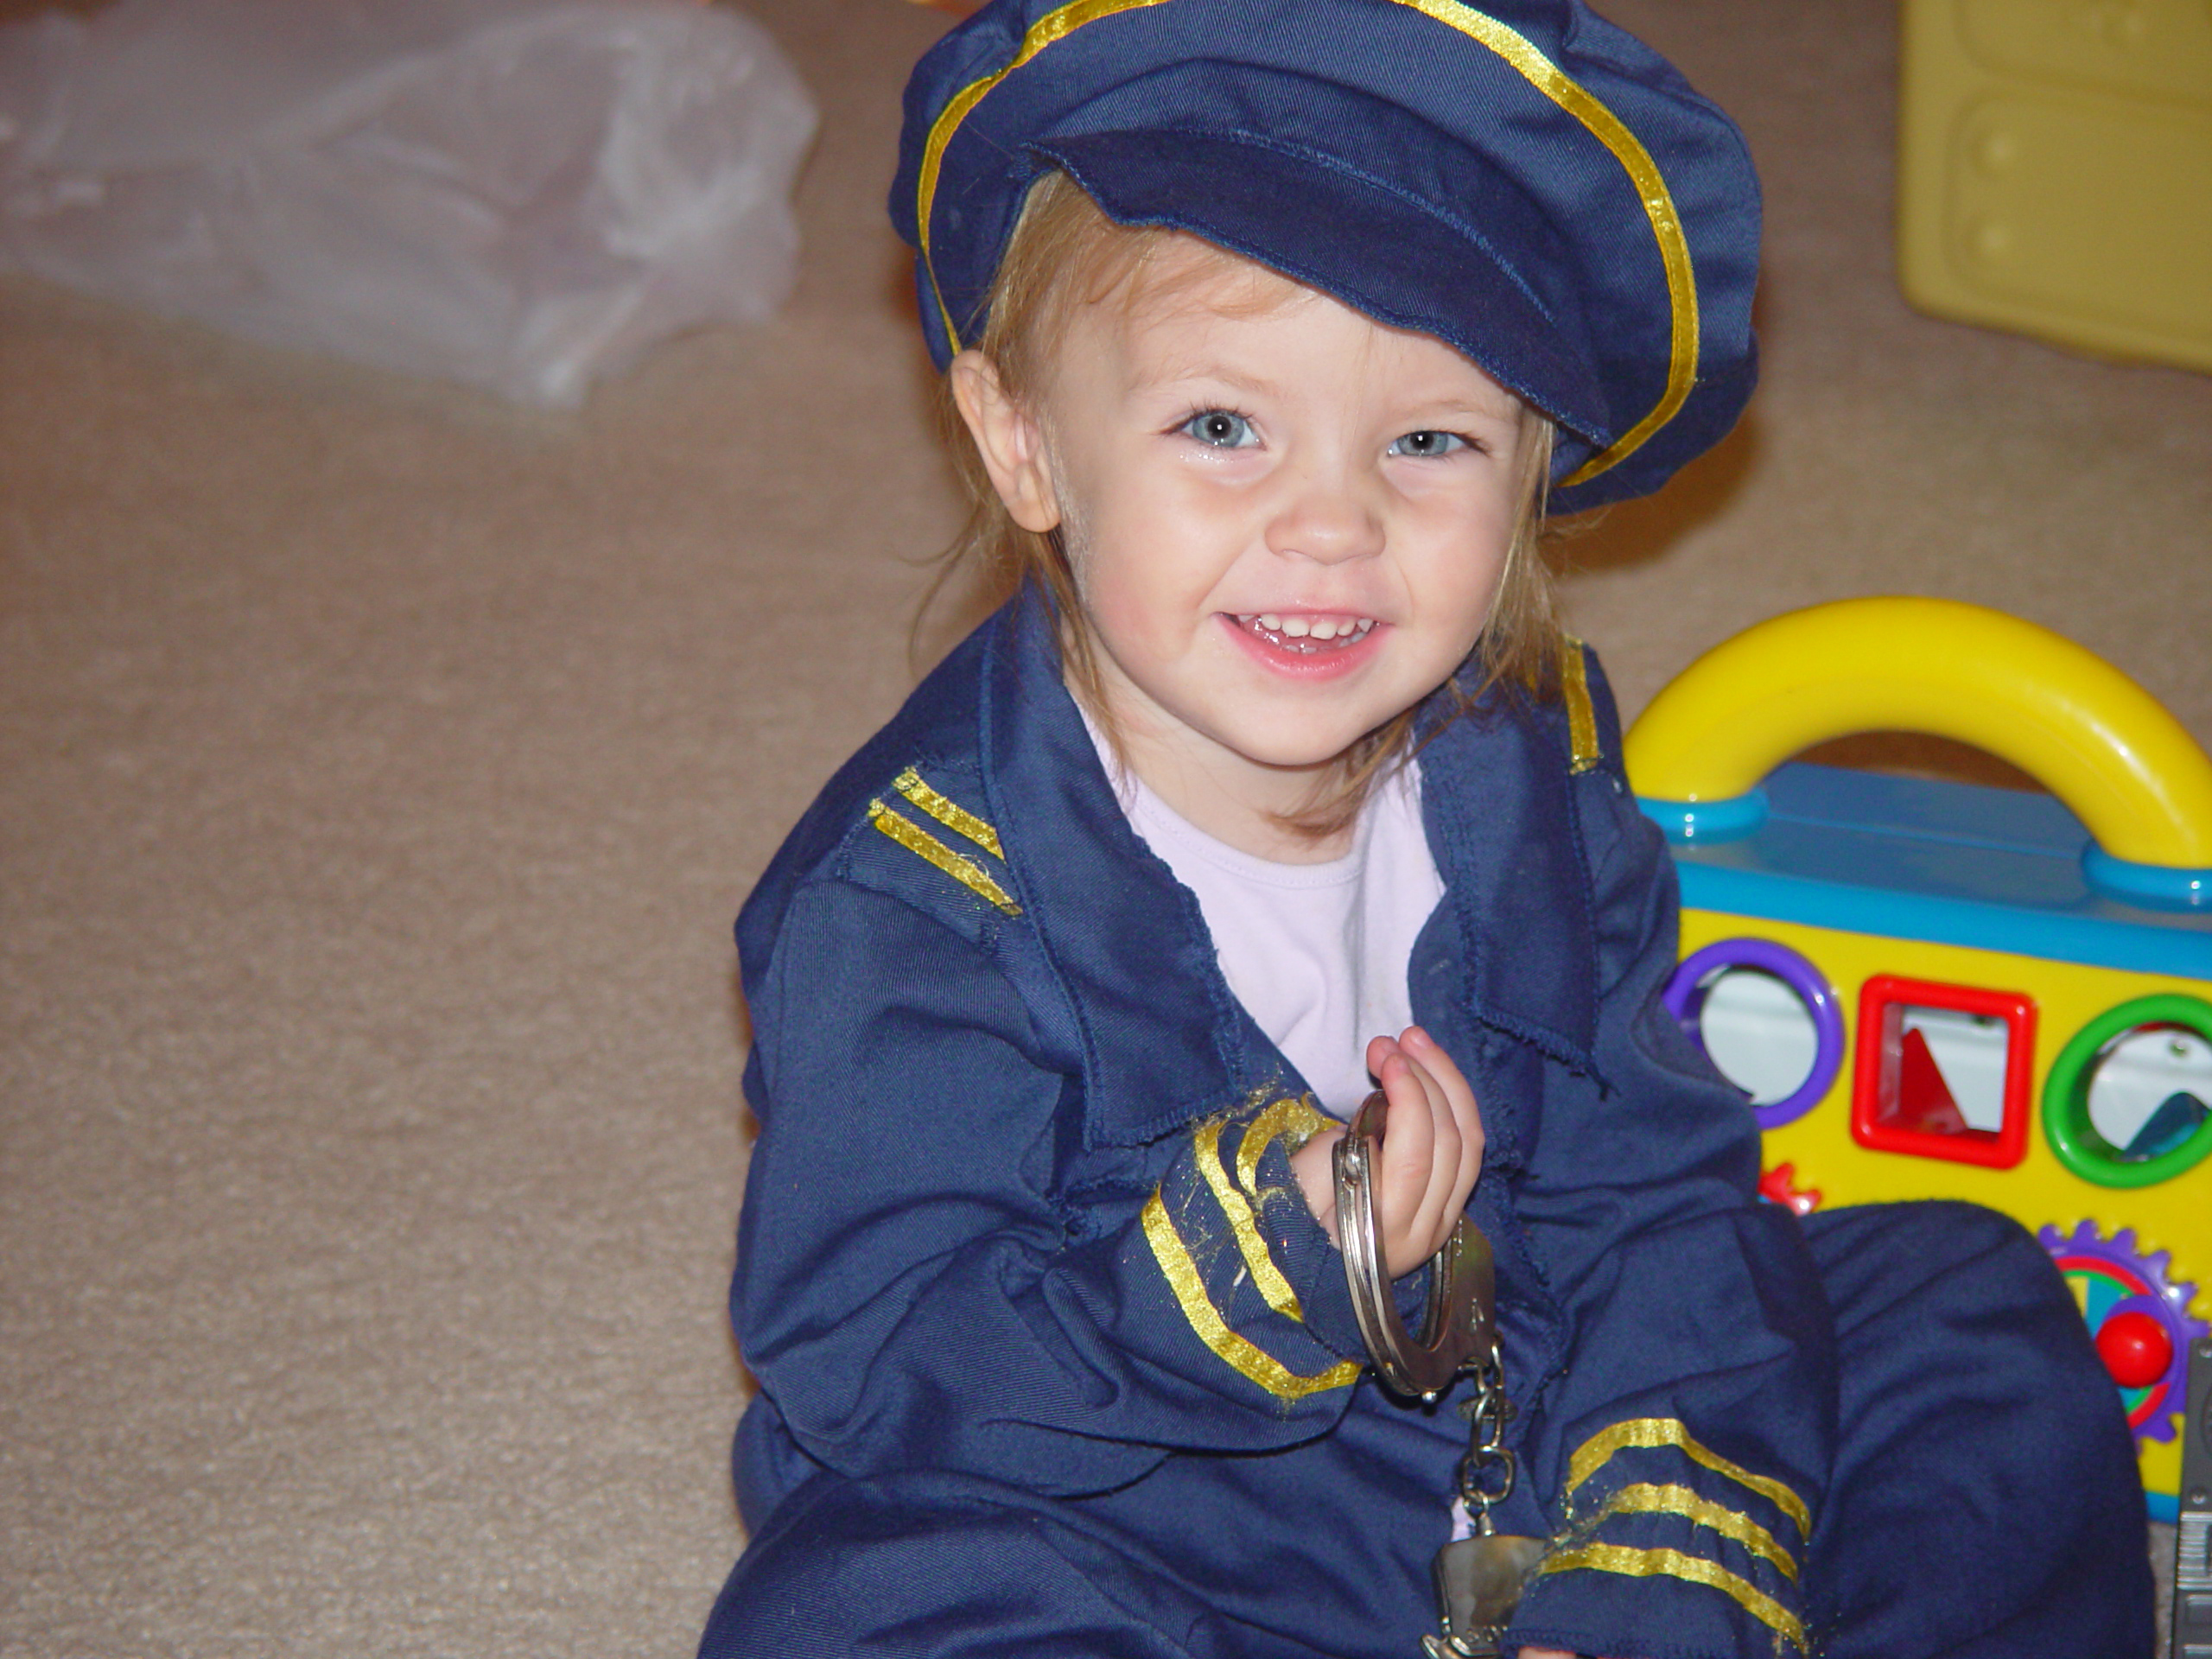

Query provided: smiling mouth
[1234,613,1377,653]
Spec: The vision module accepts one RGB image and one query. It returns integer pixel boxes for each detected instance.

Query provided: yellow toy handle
[1623,597,2212,874]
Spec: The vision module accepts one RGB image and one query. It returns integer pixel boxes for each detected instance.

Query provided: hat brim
[1033,128,1610,474]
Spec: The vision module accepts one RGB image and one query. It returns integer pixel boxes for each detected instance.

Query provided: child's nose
[1262,467,1384,564]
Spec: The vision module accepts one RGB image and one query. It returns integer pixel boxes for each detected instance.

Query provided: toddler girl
[696,3,2155,1654]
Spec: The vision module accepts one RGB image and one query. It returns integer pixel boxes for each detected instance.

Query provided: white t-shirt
[1096,738,1447,1119]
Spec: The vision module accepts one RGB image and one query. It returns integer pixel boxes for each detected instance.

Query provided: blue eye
[1179,410,1255,448]
[1389,430,1468,457]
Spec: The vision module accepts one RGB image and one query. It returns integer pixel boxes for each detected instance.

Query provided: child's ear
[949,351,1062,535]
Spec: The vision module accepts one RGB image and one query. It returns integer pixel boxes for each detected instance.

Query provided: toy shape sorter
[1625,596,2212,1556]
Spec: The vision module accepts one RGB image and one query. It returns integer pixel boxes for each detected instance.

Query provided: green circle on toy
[2043,994,2212,1189]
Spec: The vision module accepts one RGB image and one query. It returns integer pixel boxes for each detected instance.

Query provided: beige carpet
[3,1,2205,1656]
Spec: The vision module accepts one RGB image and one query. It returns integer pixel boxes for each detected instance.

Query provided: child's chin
[1220,724,1365,774]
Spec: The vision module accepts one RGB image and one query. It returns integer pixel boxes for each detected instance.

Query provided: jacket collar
[974,595,1597,1149]
[1416,685,1600,1075]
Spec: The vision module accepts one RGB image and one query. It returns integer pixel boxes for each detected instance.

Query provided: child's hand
[1290,1027,1484,1278]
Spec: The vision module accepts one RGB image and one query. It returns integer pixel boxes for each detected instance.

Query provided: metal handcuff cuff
[1333,1090,1547,1659]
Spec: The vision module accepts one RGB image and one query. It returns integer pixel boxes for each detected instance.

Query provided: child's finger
[1376,1049,1458,1276]
[1402,1027,1478,1128]
[1372,1052,1433,1272]
[1399,1054,1466,1260]
[1402,1027,1484,1194]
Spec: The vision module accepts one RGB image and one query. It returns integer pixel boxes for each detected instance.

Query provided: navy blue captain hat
[892,0,1761,513]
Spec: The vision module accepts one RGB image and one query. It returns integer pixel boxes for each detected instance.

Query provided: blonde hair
[935,170,1564,839]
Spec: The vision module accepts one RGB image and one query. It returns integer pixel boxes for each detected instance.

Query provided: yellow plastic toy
[1896,0,2212,372]
[1626,596,2212,1522]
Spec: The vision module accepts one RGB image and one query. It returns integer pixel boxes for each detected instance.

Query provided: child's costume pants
[696,1200,2156,1658]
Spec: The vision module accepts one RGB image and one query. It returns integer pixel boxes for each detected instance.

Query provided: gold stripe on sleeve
[1565,1418,1813,1539]
[1386,0,1699,491]
[1195,1118,1304,1322]
[1560,639,1602,773]
[1592,1483,1799,1582]
[892,767,1007,859]
[867,800,1021,916]
[1235,1095,1332,1200]
[1141,1192,1361,1401]
[1537,1542,1805,1651]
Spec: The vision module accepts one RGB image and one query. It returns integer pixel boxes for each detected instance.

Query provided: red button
[2094,1310,2172,1389]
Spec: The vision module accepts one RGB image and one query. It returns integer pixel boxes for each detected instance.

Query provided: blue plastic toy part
[1643,764,2212,983]
[1639,789,1767,844]
[2082,847,2212,914]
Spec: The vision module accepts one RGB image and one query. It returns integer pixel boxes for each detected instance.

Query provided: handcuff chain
[1455,1341,1516,1532]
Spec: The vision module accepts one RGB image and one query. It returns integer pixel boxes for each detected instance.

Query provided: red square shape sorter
[1853,973,2038,1168]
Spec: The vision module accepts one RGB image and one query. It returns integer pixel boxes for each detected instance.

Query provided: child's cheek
[1085,572,1183,663]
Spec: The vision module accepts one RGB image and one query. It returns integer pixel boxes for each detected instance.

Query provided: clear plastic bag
[0,0,817,404]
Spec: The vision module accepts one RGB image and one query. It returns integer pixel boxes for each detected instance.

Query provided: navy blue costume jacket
[708,597,2152,1659]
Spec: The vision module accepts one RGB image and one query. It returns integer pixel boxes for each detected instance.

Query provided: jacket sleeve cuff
[1233,1107,1432,1364]
[1508,1414,1814,1658]
[1511,1561,1808,1659]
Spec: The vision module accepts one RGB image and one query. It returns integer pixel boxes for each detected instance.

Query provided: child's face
[967,240,1530,810]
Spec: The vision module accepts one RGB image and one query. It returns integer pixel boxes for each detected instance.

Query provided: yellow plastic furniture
[1897,0,2212,372]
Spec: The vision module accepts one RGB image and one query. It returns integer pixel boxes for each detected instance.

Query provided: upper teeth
[1245,613,1375,641]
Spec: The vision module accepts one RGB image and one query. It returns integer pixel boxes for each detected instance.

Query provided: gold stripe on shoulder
[1560,638,1601,774]
[1565,1417,1813,1538]
[1590,1483,1799,1582]
[867,800,1021,917]
[1537,1542,1805,1652]
[1141,1190,1361,1402]
[1196,1117,1303,1322]
[893,766,1006,859]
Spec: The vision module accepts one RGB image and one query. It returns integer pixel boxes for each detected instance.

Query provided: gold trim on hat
[917,0,1173,348]
[1392,1,1699,489]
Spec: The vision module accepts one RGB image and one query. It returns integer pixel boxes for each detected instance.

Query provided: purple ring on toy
[1662,938,1845,1130]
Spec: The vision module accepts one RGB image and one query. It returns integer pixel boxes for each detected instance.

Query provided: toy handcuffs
[1332,1089,1497,1401]
[1336,1090,1539,1656]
